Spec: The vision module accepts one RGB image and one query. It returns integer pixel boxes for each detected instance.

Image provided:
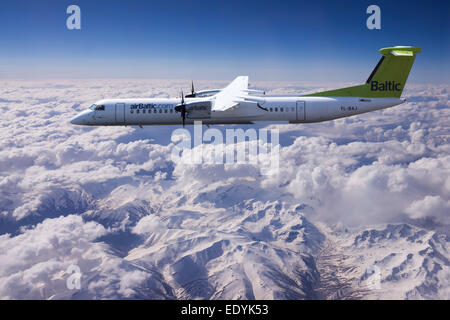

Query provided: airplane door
[115,103,125,125]
[296,101,305,121]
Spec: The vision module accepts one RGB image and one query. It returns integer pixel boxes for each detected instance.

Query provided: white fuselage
[70,96,405,126]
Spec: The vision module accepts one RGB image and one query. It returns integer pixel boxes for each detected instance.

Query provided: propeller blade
[175,90,185,127]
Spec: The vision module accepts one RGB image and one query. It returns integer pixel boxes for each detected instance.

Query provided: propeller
[185,80,196,98]
[174,91,187,127]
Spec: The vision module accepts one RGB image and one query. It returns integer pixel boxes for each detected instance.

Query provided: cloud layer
[0,79,448,299]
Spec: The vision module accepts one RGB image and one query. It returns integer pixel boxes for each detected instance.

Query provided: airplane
[70,46,420,127]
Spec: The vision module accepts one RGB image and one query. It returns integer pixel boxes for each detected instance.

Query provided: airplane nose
[70,114,83,125]
[70,110,92,125]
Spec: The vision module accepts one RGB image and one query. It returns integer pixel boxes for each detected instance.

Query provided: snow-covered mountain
[2,191,448,300]
[315,223,449,299]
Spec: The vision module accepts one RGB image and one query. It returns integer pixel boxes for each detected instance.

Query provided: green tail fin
[304,46,421,98]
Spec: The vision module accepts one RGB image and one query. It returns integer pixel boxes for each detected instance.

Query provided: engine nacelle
[186,101,211,119]
[185,89,221,98]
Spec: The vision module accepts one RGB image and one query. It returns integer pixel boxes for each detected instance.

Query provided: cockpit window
[89,104,97,110]
[94,105,105,111]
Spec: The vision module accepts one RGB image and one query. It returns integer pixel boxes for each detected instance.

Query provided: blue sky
[0,0,448,83]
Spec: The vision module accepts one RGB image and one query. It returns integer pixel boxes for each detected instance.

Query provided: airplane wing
[212,76,248,111]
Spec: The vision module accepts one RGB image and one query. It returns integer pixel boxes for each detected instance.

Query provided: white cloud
[0,215,105,299]
[405,195,450,221]
[132,214,167,235]
[0,214,172,299]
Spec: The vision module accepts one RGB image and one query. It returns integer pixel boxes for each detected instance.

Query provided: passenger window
[143,109,146,113]
[159,109,162,113]
[164,109,168,113]
[280,107,284,112]
[275,107,278,112]
[270,108,273,112]
[170,109,173,113]
[137,109,140,114]
[130,110,134,114]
